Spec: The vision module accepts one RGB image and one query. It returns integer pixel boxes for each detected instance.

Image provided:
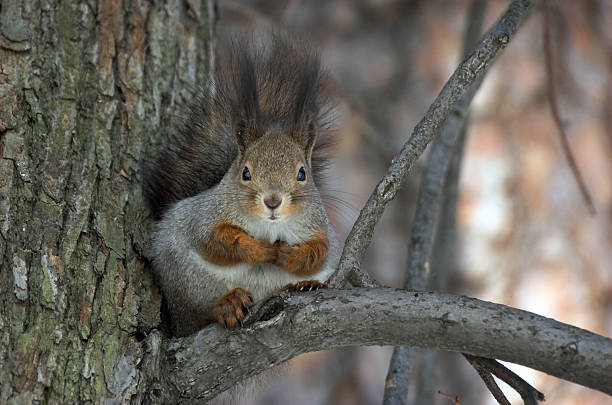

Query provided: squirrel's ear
[235,121,248,154]
[289,118,317,163]
[235,120,262,155]
[231,47,262,154]
[303,120,317,163]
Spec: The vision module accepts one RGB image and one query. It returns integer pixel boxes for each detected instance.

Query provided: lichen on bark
[0,0,215,403]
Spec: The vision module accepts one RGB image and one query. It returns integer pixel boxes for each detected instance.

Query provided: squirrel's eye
[297,166,306,182]
[242,167,251,181]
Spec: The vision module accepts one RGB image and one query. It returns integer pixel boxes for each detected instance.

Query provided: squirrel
[144,35,339,337]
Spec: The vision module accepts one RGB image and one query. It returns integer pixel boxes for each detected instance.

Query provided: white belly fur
[189,249,334,300]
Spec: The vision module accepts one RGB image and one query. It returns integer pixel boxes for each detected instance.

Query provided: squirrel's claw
[212,288,254,328]
[281,280,328,293]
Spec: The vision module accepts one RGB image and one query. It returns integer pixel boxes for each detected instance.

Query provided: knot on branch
[376,178,397,201]
[241,295,287,327]
[497,32,509,44]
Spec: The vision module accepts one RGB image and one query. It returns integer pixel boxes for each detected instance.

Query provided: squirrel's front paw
[274,241,302,273]
[257,240,279,264]
[212,288,254,327]
[281,280,328,292]
[242,237,278,264]
[274,239,327,276]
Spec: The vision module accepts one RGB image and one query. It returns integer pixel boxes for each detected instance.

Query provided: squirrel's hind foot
[281,280,328,292]
[212,288,254,327]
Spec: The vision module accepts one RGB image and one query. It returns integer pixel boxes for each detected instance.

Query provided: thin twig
[464,354,545,405]
[464,355,512,405]
[329,0,541,288]
[438,390,461,405]
[543,2,596,215]
[486,359,545,404]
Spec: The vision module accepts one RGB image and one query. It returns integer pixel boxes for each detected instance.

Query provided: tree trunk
[0,0,215,403]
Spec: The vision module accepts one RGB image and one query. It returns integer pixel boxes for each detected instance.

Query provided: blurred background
[216,0,612,404]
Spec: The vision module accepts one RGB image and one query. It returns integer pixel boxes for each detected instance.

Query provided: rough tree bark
[0,0,215,403]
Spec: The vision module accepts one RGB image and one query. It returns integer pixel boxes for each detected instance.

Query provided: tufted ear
[303,120,317,163]
[234,120,263,156]
[287,116,318,164]
[286,46,322,163]
[228,42,263,155]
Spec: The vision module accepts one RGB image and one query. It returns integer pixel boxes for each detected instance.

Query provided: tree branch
[329,0,541,288]
[153,288,612,403]
[384,0,487,402]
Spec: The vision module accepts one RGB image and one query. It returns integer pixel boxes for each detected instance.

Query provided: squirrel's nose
[264,196,282,210]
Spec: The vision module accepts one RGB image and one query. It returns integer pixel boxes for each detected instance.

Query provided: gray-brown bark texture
[0,0,214,403]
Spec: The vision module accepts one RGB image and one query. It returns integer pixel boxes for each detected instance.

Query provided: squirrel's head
[217,34,330,224]
[230,124,319,223]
